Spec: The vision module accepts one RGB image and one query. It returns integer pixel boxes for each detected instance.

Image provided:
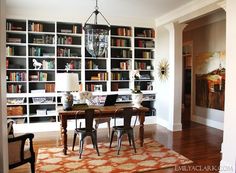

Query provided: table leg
[61,115,68,155]
[139,113,145,147]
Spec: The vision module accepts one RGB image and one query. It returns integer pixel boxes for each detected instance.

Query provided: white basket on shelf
[32,97,53,103]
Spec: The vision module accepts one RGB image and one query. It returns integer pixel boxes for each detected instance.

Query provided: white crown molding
[155,0,224,27]
[218,1,226,11]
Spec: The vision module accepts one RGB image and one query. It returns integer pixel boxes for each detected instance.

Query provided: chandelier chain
[95,0,98,10]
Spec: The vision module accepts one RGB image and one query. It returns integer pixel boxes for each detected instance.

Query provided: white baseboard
[156,116,182,131]
[156,116,169,128]
[192,115,224,130]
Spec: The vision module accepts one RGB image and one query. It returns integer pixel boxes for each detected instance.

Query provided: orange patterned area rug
[36,138,192,173]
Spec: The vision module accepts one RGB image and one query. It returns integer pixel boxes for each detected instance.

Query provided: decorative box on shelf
[7,106,24,116]
[36,109,47,115]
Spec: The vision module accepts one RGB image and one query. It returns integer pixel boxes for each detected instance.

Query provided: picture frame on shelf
[94,85,103,92]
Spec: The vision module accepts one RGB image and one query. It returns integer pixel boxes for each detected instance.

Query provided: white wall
[183,18,226,130]
[220,0,236,172]
[155,26,171,127]
[0,0,9,172]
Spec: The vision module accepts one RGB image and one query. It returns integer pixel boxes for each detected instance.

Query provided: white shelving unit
[6,19,157,127]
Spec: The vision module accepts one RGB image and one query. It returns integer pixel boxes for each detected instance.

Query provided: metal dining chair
[109,107,138,155]
[72,108,101,158]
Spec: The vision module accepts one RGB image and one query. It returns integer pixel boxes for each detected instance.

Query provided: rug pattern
[36,138,192,173]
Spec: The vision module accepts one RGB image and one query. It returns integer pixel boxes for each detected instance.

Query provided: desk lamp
[56,73,79,110]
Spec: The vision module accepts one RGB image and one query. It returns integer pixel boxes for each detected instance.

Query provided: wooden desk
[59,104,149,155]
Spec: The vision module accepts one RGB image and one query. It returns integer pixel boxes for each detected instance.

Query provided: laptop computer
[104,94,118,106]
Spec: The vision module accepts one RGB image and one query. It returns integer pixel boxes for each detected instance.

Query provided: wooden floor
[9,122,223,173]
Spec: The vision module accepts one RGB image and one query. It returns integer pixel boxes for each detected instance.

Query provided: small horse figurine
[33,59,42,69]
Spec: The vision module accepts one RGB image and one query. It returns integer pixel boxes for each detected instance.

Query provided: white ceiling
[6,0,194,21]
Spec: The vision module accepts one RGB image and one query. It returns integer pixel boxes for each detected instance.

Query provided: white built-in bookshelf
[6,19,157,125]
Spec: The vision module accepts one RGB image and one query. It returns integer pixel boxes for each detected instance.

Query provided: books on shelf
[91,72,108,81]
[42,60,55,69]
[6,22,24,31]
[29,23,43,32]
[45,84,55,92]
[111,38,130,47]
[6,46,15,56]
[29,72,48,81]
[7,38,22,43]
[8,72,26,81]
[7,84,23,93]
[60,29,72,33]
[117,27,132,36]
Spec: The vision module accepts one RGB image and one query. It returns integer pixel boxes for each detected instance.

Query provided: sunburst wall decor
[158,59,169,81]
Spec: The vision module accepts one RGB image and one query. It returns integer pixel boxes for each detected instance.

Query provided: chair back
[7,119,14,138]
[114,107,138,129]
[75,108,102,132]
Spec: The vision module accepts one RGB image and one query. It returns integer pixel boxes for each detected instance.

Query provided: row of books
[6,46,15,56]
[8,72,26,81]
[29,47,42,56]
[134,62,150,70]
[41,60,55,69]
[32,35,55,44]
[57,36,73,45]
[112,27,132,36]
[111,38,131,47]
[29,23,44,32]
[135,29,155,38]
[111,72,128,80]
[65,60,81,69]
[59,25,78,34]
[7,84,23,93]
[6,22,24,31]
[136,40,155,48]
[90,72,108,81]
[86,60,96,69]
[119,61,129,70]
[7,38,22,43]
[135,51,154,59]
[112,49,132,58]
[45,83,55,92]
[29,72,48,81]
[57,48,79,57]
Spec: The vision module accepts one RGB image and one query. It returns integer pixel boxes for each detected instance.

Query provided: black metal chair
[72,108,101,159]
[7,120,35,173]
[109,107,138,155]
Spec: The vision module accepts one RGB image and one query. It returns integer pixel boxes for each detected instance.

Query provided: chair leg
[93,132,100,156]
[128,133,132,146]
[117,136,122,155]
[30,160,35,173]
[79,137,84,159]
[129,131,136,153]
[95,123,99,130]
[109,129,115,148]
[72,133,77,151]
[91,134,96,149]
[107,121,110,139]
